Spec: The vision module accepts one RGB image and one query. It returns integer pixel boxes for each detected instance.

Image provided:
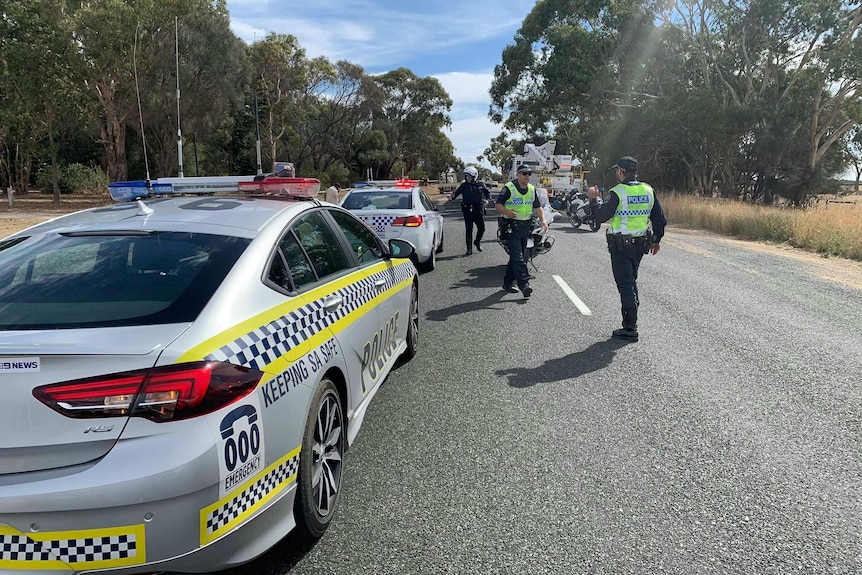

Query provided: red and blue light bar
[108,177,321,202]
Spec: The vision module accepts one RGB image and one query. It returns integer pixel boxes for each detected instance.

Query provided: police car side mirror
[386,239,416,259]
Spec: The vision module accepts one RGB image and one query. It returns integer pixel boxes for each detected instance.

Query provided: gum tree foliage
[0,0,85,196]
[659,0,862,203]
[249,33,333,174]
[1,2,461,188]
[134,2,250,178]
[371,68,454,179]
[305,61,387,182]
[491,0,862,203]
[69,0,244,182]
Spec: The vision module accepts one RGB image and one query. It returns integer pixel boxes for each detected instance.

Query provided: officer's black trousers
[462,204,485,248]
[609,242,644,328]
[503,220,531,288]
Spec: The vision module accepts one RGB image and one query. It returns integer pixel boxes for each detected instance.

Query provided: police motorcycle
[497,204,557,267]
[566,190,602,232]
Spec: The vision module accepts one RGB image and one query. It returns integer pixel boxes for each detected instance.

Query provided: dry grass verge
[662,195,862,261]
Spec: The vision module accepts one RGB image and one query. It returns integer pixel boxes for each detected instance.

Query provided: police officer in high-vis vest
[587,156,667,341]
[495,164,548,298]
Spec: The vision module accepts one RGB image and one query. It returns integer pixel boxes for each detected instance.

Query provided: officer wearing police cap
[496,164,547,298]
[587,156,667,341]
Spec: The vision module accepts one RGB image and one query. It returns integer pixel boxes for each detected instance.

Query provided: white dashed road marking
[552,275,592,316]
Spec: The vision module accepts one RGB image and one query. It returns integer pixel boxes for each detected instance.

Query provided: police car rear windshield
[341,190,413,210]
[0,232,249,330]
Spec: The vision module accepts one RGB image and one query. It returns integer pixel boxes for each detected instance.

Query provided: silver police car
[0,179,419,573]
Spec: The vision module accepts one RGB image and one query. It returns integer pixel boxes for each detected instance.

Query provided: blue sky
[226,0,538,170]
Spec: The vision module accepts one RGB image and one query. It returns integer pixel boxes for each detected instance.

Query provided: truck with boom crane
[509,141,586,196]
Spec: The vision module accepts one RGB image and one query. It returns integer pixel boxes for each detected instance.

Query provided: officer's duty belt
[607,234,648,246]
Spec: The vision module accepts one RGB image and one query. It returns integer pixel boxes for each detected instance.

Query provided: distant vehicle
[340,179,444,272]
[509,141,587,196]
[0,178,420,573]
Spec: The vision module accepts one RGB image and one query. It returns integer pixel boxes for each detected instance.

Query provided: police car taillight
[237,177,321,197]
[33,362,262,422]
[391,215,423,227]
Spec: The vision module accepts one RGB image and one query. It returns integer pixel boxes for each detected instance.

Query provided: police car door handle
[323,295,343,312]
[373,279,387,289]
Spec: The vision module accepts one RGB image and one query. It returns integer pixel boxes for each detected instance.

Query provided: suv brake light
[33,362,262,422]
[391,215,423,227]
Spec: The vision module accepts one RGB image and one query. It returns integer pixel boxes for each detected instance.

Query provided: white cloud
[228,1,530,66]
[434,72,495,109]
[431,71,501,169]
[445,116,501,170]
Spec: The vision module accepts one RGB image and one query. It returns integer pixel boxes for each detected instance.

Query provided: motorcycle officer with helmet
[448,166,491,255]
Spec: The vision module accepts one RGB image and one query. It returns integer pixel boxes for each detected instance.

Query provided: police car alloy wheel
[295,377,344,539]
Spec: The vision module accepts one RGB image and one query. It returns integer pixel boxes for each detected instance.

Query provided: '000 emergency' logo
[218,403,265,495]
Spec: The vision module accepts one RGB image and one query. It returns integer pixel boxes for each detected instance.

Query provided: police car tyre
[435,230,444,254]
[295,378,344,540]
[403,284,419,360]
[417,243,436,272]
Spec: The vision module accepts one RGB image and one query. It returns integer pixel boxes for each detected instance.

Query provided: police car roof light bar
[236,177,321,198]
[108,177,321,202]
[393,178,419,188]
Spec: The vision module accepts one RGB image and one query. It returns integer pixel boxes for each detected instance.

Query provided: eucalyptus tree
[302,61,386,181]
[658,0,862,202]
[489,0,662,171]
[372,68,453,179]
[480,133,519,175]
[249,33,314,172]
[492,0,861,202]
[67,0,238,181]
[136,2,250,178]
[0,0,84,196]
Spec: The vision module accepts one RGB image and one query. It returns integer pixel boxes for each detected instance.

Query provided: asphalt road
[211,202,862,575]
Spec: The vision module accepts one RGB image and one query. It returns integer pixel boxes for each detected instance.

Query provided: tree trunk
[94,84,128,182]
[47,114,60,203]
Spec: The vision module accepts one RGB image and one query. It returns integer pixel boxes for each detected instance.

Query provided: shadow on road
[426,287,528,321]
[495,338,629,388]
[449,264,508,290]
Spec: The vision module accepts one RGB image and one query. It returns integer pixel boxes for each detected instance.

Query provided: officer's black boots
[474,239,483,252]
[613,308,639,341]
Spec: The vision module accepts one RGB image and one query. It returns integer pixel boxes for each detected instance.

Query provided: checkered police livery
[0,528,140,567]
[203,449,300,543]
[355,214,397,237]
[207,262,415,370]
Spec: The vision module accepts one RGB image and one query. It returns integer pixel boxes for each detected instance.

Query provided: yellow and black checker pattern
[0,524,145,570]
[200,447,300,545]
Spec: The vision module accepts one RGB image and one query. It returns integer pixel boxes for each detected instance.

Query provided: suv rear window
[0,232,249,329]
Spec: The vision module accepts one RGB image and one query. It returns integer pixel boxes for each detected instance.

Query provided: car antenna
[133,22,153,196]
[136,199,154,216]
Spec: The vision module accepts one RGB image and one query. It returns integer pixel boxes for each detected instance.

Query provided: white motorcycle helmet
[463,166,478,180]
